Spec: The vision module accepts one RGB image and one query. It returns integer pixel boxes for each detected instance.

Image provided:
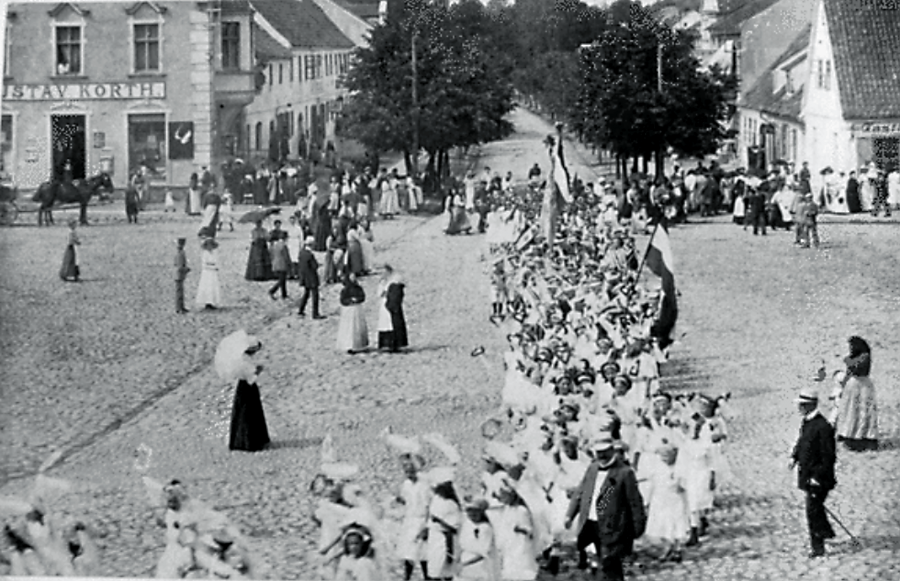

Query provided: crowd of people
[26,141,887,579]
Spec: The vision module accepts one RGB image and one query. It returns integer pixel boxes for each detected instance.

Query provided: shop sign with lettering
[850,122,900,137]
[2,82,166,101]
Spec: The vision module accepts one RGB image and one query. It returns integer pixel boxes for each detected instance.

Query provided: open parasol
[214,330,260,382]
[238,206,281,224]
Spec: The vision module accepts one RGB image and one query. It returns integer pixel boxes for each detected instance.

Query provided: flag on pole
[644,223,678,349]
[551,134,572,204]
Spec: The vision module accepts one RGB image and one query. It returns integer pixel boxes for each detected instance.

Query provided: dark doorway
[874,137,899,173]
[51,114,86,182]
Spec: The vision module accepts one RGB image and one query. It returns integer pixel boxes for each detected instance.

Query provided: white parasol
[214,330,260,382]
[382,428,423,456]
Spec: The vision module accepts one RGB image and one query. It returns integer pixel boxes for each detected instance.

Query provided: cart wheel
[0,201,16,225]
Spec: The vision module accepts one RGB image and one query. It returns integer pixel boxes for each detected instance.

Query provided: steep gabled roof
[769,23,811,70]
[823,0,900,119]
[253,22,292,61]
[708,0,781,36]
[741,27,809,121]
[251,0,355,49]
[334,0,380,20]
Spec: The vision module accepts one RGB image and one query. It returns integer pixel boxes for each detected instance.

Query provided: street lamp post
[411,31,420,176]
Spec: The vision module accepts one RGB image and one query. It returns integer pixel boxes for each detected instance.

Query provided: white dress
[676,434,715,515]
[359,228,375,272]
[454,520,499,581]
[425,496,462,579]
[644,464,691,543]
[195,249,222,307]
[396,478,431,562]
[334,555,379,581]
[888,171,900,208]
[380,179,399,215]
[492,505,537,581]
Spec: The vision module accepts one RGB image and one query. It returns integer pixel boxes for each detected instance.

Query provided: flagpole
[635,220,661,282]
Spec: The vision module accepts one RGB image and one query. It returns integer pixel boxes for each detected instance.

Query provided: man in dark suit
[565,437,646,581]
[846,171,861,213]
[296,236,324,319]
[790,388,836,557]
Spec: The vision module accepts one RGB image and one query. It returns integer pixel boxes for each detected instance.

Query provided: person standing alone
[174,237,190,314]
[297,236,324,319]
[790,388,836,558]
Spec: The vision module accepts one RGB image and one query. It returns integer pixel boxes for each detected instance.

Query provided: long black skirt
[59,244,78,280]
[245,239,274,281]
[229,379,270,452]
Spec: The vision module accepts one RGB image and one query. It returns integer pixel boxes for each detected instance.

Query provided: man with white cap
[565,436,645,581]
[789,387,836,558]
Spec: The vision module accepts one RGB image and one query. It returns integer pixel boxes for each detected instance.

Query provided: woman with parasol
[216,330,270,452]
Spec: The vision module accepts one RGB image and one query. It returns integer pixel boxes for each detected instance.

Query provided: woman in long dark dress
[314,201,332,252]
[59,219,81,282]
[245,221,274,281]
[337,272,369,354]
[377,265,409,352]
[215,330,270,452]
[345,226,365,277]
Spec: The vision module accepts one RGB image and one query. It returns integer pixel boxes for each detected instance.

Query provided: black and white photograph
[0,0,899,580]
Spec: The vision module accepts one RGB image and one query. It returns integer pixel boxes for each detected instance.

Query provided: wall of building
[801,0,850,178]
[244,47,352,164]
[740,0,816,93]
[0,2,208,189]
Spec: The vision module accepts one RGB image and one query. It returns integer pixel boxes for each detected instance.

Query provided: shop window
[221,21,240,70]
[134,23,161,73]
[55,25,82,75]
[1,114,12,176]
[128,113,166,180]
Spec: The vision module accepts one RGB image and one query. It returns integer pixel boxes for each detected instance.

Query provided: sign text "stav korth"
[2,81,166,101]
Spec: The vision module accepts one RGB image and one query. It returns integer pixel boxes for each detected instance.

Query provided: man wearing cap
[565,437,645,581]
[790,388,836,557]
[297,236,324,319]
[799,192,820,249]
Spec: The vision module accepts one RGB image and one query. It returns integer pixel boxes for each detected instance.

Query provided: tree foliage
[573,0,737,170]
[340,0,515,173]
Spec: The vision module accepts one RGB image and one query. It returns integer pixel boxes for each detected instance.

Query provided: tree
[340,0,514,189]
[574,0,737,176]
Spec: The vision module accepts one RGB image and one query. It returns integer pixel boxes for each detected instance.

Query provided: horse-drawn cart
[0,183,19,226]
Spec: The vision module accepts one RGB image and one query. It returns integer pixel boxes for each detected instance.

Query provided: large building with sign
[800,0,900,176]
[1,1,258,190]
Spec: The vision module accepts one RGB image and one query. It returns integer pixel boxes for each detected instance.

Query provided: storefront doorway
[51,114,86,182]
[874,137,899,173]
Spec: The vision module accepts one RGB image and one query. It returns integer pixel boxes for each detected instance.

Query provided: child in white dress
[334,526,379,581]
[676,414,715,546]
[195,238,222,310]
[491,482,538,581]
[426,475,463,581]
[644,444,690,562]
[455,498,499,581]
[395,453,430,581]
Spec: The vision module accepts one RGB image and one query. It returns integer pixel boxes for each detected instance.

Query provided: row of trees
[340,0,737,187]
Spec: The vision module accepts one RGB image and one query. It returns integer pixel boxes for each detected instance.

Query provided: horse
[33,173,115,226]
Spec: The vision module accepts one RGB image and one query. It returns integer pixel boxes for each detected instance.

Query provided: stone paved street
[1,108,899,580]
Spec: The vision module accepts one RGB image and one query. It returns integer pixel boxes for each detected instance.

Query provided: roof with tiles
[250,0,355,49]
[253,22,292,60]
[823,0,900,120]
[708,0,782,35]
[741,27,809,120]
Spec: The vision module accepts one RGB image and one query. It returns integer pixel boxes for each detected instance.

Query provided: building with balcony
[244,0,370,166]
[1,1,257,190]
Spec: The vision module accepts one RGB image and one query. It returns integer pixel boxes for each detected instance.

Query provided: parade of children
[10,134,893,581]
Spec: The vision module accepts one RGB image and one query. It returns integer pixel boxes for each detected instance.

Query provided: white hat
[320,462,359,481]
[795,388,819,404]
[590,436,616,453]
[383,432,423,456]
[427,466,456,486]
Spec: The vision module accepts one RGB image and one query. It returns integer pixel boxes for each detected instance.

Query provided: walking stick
[823,505,862,549]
